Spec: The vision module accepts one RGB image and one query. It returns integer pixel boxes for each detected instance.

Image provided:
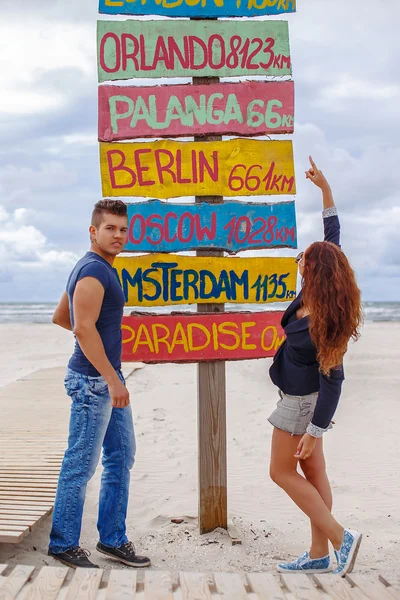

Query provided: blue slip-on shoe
[277,551,332,573]
[332,529,362,576]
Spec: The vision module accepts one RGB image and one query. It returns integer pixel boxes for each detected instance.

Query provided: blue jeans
[49,368,136,553]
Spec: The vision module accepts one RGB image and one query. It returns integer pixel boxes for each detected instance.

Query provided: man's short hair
[91,200,128,228]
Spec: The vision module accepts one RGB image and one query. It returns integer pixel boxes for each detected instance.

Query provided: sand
[1,321,399,577]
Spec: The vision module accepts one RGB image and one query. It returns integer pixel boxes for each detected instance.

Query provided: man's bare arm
[53,292,72,331]
[73,277,129,408]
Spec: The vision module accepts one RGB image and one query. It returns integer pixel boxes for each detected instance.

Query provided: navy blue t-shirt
[67,252,125,377]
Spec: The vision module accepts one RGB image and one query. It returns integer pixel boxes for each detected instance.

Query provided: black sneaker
[96,541,151,568]
[48,547,99,569]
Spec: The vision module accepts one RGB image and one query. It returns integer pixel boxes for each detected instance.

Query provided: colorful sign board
[114,254,297,307]
[99,81,294,141]
[121,311,285,363]
[100,139,295,199]
[124,200,297,253]
[99,0,296,18]
[97,19,291,81]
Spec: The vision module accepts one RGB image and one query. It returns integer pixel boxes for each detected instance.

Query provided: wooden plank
[0,503,52,511]
[0,517,36,525]
[144,571,173,599]
[0,491,55,499]
[123,200,297,254]
[281,573,321,600]
[313,574,368,600]
[0,524,30,532]
[99,81,295,141]
[0,521,42,534]
[17,566,68,600]
[247,572,286,600]
[179,573,212,600]
[0,483,57,490]
[347,575,398,600]
[105,570,136,600]
[0,462,61,466]
[0,530,27,543]
[0,474,59,480]
[0,509,45,517]
[0,565,34,598]
[0,496,55,503]
[378,580,400,600]
[114,254,297,307]
[380,574,400,592]
[97,20,291,81]
[99,0,296,17]
[100,139,295,199]
[214,573,248,600]
[121,312,285,363]
[64,569,103,600]
[0,469,60,474]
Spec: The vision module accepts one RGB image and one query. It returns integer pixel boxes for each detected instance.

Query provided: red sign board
[122,311,285,363]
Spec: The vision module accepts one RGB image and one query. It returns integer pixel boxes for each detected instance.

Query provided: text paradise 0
[121,312,286,363]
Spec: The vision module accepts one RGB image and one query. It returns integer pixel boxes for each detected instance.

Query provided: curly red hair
[302,241,363,375]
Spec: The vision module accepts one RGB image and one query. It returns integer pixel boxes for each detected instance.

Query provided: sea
[0,301,399,324]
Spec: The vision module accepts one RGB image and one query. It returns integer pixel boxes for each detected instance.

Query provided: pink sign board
[98,81,294,141]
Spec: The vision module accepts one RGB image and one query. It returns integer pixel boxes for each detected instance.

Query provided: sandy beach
[1,321,400,577]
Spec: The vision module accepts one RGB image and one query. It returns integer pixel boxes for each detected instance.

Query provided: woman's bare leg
[299,438,332,558]
[269,427,343,550]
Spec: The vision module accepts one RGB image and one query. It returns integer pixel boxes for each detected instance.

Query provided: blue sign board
[99,0,296,17]
[124,200,297,254]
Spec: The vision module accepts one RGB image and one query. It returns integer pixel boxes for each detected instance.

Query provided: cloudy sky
[0,0,399,302]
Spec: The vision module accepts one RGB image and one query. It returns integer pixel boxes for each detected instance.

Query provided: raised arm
[305,155,340,246]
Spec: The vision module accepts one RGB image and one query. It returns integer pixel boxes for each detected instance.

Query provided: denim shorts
[268,389,332,436]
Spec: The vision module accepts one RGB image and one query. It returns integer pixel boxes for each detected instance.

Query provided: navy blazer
[269,213,344,431]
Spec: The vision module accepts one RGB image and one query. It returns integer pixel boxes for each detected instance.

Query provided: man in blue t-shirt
[48,200,151,569]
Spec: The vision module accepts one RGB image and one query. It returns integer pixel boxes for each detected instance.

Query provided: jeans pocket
[64,372,83,396]
[88,377,109,396]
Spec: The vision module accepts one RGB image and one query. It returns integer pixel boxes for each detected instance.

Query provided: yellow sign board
[100,139,295,199]
[114,254,297,307]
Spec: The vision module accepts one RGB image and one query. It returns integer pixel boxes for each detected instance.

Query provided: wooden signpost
[100,139,295,198]
[97,0,297,536]
[121,312,285,363]
[99,0,296,17]
[114,254,297,306]
[124,200,297,253]
[98,81,295,140]
[97,19,291,81]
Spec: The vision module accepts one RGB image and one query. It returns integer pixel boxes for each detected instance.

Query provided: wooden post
[194,74,227,534]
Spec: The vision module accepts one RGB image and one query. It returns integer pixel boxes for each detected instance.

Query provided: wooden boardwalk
[0,436,63,543]
[0,365,140,544]
[0,566,399,599]
[0,368,68,544]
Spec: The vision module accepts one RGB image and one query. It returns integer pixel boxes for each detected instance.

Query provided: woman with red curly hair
[268,157,363,576]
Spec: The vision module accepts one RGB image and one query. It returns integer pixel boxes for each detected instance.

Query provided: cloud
[0,0,399,301]
[0,206,79,301]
